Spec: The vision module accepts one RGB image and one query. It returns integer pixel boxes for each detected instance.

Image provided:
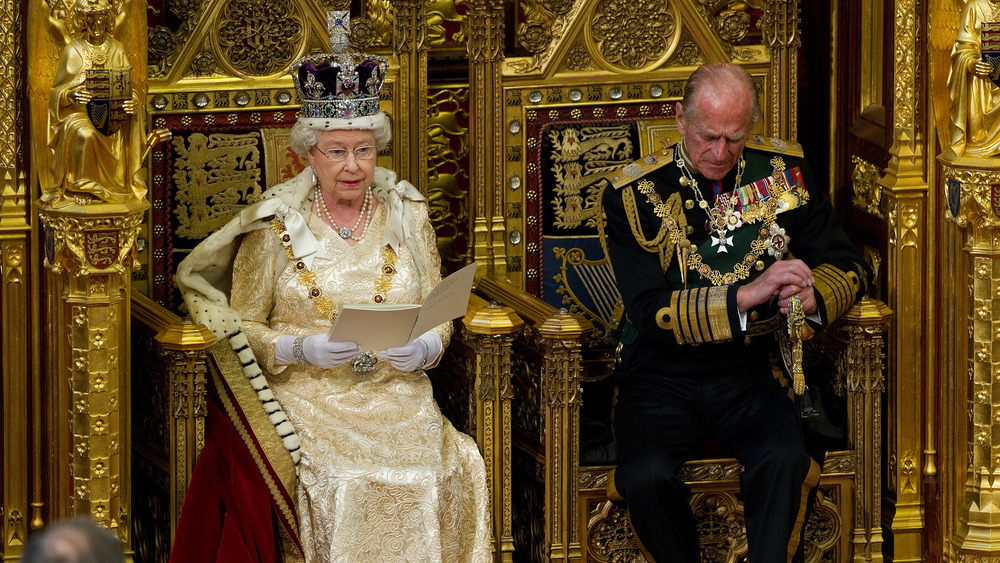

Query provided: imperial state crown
[289,11,388,120]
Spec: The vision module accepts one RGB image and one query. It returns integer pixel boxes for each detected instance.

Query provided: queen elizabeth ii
[171,13,491,563]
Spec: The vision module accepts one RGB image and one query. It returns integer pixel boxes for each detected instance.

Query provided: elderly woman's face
[308,129,377,203]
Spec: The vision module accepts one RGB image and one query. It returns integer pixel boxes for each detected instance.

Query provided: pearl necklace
[314,184,373,241]
[674,143,745,254]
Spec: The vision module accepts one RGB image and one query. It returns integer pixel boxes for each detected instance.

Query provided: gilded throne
[116,1,892,562]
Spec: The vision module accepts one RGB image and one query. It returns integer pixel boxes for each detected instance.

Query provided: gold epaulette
[744,134,804,158]
[606,147,675,190]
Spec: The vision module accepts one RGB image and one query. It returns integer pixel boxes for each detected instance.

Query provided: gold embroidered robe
[230,190,491,563]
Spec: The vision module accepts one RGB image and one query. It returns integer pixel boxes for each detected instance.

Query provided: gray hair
[289,113,392,157]
[21,517,125,563]
[681,63,762,124]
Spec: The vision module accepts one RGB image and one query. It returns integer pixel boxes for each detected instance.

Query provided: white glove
[275,334,362,368]
[378,332,443,372]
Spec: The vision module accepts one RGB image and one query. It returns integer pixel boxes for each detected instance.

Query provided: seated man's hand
[378,332,443,372]
[737,259,814,313]
[777,283,818,315]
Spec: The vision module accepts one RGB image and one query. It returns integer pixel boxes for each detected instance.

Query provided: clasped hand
[277,332,443,371]
[736,259,817,315]
[377,332,443,372]
[276,334,361,368]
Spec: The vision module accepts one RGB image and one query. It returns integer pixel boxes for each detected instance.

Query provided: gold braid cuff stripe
[657,285,732,345]
[812,264,860,323]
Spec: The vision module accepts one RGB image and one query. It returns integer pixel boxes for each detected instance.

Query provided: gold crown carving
[289,12,388,120]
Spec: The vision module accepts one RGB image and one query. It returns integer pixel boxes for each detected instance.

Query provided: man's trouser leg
[613,373,707,563]
[718,373,818,562]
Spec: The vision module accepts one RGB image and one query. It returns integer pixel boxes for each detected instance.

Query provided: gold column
[391,0,429,192]
[130,291,216,539]
[940,159,1000,557]
[841,297,893,562]
[879,143,928,563]
[27,0,148,552]
[877,0,927,558]
[37,201,147,553]
[537,310,588,562]
[467,0,506,276]
[463,296,524,562]
[760,0,799,139]
[0,0,28,558]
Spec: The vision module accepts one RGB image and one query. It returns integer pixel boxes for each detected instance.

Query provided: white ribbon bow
[382,179,426,256]
[241,198,329,268]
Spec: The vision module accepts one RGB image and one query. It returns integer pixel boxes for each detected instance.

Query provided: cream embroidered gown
[230,199,492,562]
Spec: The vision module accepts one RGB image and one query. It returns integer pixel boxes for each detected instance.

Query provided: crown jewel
[290,12,388,120]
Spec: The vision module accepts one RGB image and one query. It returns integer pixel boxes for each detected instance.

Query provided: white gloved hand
[275,334,362,368]
[378,331,443,372]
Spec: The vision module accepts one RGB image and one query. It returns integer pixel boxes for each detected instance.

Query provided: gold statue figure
[946,0,1000,159]
[43,0,146,207]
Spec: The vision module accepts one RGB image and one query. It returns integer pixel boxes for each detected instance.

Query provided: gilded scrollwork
[893,0,916,133]
[803,488,840,557]
[942,163,1000,229]
[427,88,470,265]
[589,0,678,71]
[677,460,743,482]
[216,0,304,77]
[428,0,466,45]
[587,500,644,561]
[691,492,747,560]
[40,210,145,276]
[851,155,885,218]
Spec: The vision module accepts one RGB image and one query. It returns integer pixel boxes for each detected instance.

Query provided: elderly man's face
[676,87,755,181]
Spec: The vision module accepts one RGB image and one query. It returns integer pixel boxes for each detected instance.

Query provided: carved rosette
[215,0,304,77]
[587,500,645,561]
[587,0,680,72]
[38,201,148,277]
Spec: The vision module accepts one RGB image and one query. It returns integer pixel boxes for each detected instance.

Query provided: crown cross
[327,11,350,54]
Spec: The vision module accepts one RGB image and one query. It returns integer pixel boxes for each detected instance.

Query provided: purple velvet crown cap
[289,11,388,119]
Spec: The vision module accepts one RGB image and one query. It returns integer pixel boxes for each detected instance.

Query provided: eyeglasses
[315,145,377,163]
